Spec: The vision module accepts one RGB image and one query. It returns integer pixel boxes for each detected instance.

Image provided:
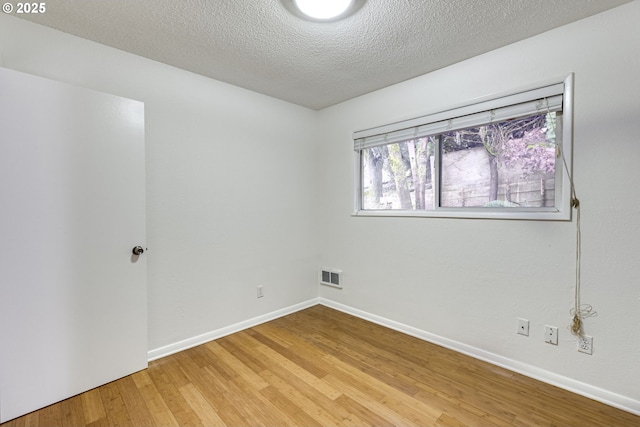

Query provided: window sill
[352,207,570,221]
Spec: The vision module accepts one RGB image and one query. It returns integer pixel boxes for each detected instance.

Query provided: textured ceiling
[15,0,632,109]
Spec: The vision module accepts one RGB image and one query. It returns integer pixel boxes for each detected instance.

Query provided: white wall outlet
[544,325,558,345]
[257,285,264,298]
[517,318,529,336]
[577,335,593,355]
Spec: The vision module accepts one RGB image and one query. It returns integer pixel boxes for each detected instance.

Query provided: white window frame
[352,74,574,221]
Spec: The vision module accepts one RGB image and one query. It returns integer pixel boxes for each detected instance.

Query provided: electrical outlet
[577,335,593,355]
[544,325,558,345]
[257,285,264,298]
[517,318,529,336]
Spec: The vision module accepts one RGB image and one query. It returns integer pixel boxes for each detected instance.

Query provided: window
[353,75,573,220]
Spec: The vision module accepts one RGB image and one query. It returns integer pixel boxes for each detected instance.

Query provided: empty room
[1,0,639,426]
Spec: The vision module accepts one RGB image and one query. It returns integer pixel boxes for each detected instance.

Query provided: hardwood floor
[3,305,639,426]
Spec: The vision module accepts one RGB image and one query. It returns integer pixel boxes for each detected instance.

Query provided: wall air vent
[320,268,342,289]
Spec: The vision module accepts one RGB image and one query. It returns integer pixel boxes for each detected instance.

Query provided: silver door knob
[132,246,144,255]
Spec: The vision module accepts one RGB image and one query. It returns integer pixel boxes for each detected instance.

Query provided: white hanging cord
[558,144,596,336]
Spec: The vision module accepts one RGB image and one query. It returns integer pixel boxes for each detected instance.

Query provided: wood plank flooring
[3,305,639,426]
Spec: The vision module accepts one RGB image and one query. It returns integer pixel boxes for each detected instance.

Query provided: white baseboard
[147,296,640,416]
[147,298,320,361]
[317,298,640,416]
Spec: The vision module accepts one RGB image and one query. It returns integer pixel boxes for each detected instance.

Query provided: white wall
[0,14,319,351]
[317,1,640,408]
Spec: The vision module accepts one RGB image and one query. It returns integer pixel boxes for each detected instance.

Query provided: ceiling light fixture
[282,0,365,22]
[295,0,351,20]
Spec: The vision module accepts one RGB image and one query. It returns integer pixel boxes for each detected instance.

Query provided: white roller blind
[354,83,564,150]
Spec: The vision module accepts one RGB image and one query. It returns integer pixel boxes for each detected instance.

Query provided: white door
[0,67,147,423]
